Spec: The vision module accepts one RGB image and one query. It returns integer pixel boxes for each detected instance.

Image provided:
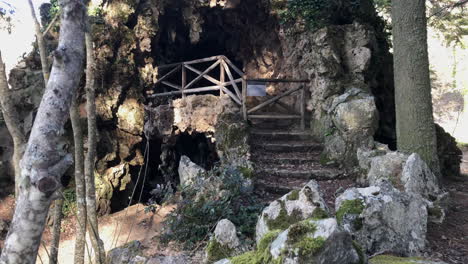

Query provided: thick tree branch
[0,0,86,263]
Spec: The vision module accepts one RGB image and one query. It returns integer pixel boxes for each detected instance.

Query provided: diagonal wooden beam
[221,55,244,76]
[184,64,221,85]
[247,86,302,114]
[155,65,181,85]
[221,60,241,99]
[185,60,221,89]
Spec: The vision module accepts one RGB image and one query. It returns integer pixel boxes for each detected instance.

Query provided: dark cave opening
[131,132,219,205]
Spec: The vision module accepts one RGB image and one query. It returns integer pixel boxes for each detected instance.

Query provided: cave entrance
[136,132,219,205]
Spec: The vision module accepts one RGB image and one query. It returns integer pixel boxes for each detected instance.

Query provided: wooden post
[242,76,247,121]
[300,85,306,130]
[181,63,186,98]
[220,58,225,96]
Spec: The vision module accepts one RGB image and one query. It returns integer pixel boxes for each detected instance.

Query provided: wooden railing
[148,55,244,105]
[242,79,309,130]
[149,56,309,130]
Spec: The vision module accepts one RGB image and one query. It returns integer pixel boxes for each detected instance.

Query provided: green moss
[369,255,425,264]
[352,241,365,264]
[258,230,282,251]
[286,190,300,201]
[239,166,254,179]
[336,199,365,227]
[229,230,282,264]
[206,239,234,263]
[311,207,329,219]
[287,221,317,244]
[294,236,326,257]
[284,220,325,258]
[266,201,303,231]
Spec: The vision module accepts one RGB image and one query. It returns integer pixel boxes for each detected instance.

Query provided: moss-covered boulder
[335,182,428,256]
[217,218,363,264]
[255,180,329,244]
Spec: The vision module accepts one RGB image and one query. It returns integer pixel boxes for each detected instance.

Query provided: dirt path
[426,150,468,264]
[34,204,174,264]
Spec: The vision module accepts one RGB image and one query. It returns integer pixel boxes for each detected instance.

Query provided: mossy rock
[228,230,283,264]
[206,239,234,263]
[286,190,300,200]
[265,200,303,231]
[336,199,365,229]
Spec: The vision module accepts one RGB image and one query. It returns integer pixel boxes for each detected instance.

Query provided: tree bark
[28,1,66,261]
[71,94,87,264]
[0,1,86,263]
[84,26,106,264]
[0,52,27,196]
[27,0,50,83]
[392,0,440,175]
[48,190,64,264]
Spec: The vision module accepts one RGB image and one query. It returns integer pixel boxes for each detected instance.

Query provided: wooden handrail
[150,56,309,131]
[247,86,303,114]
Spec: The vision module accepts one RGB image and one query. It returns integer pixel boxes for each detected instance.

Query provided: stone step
[250,141,323,153]
[256,168,343,181]
[250,129,313,141]
[252,156,320,165]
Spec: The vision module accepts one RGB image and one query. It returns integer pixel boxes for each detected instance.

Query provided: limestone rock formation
[335,182,428,256]
[178,155,205,186]
[255,180,329,244]
[269,218,362,264]
[217,218,363,264]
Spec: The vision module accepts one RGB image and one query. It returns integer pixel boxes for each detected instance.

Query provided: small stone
[214,219,240,249]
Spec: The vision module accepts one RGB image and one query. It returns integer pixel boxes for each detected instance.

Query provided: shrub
[159,165,264,249]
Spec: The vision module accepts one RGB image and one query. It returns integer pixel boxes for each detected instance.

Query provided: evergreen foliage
[159,165,264,249]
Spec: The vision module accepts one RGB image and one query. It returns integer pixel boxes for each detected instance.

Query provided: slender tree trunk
[27,0,50,83]
[0,52,27,196]
[84,25,106,264]
[49,190,64,264]
[392,0,440,175]
[0,1,86,263]
[70,97,87,264]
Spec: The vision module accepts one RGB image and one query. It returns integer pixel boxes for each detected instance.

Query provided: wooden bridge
[148,55,309,129]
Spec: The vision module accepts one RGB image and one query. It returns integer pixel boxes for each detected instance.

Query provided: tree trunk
[84,26,106,264]
[0,1,86,263]
[70,97,87,264]
[0,52,27,196]
[28,1,66,261]
[392,0,440,175]
[49,190,64,264]
[27,0,50,83]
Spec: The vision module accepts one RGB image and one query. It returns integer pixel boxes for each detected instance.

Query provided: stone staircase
[250,128,345,200]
